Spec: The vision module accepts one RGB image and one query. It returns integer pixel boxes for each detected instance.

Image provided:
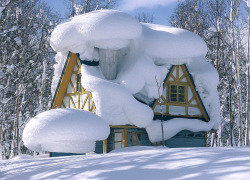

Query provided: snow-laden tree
[0,0,58,159]
[66,0,117,17]
[135,12,155,23]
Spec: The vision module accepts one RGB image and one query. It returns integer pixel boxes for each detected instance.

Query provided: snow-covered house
[49,10,220,155]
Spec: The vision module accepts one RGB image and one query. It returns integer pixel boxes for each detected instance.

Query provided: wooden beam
[110,125,139,129]
[52,53,78,109]
[103,139,107,154]
[181,65,209,121]
[124,128,128,147]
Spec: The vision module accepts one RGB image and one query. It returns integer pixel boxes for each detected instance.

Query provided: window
[76,73,81,92]
[132,132,142,146]
[169,84,186,103]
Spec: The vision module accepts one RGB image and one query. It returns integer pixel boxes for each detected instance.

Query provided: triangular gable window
[152,65,209,121]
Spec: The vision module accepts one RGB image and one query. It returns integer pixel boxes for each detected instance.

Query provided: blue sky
[42,0,179,25]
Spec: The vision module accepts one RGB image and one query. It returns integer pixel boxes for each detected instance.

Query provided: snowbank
[2,147,250,180]
[81,64,153,128]
[10,154,33,161]
[146,118,214,143]
[23,108,110,153]
[50,9,220,142]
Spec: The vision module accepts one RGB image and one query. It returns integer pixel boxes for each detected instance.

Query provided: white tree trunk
[235,0,243,146]
[99,49,118,80]
[245,12,250,146]
[230,0,242,146]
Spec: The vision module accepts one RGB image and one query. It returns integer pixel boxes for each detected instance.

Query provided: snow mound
[116,53,169,98]
[146,118,214,143]
[23,108,110,153]
[142,23,207,64]
[50,10,142,59]
[81,65,153,127]
[10,154,33,161]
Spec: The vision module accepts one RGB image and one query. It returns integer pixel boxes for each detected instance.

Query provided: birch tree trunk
[229,85,234,146]
[245,12,250,146]
[235,0,243,146]
[39,59,47,111]
[230,0,242,146]
[15,83,20,156]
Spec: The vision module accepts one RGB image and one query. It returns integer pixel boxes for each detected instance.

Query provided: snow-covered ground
[1,146,250,180]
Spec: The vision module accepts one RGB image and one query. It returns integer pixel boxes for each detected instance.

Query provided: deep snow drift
[50,9,220,143]
[23,108,109,153]
[1,147,250,180]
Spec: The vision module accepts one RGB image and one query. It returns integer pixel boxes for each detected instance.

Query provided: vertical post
[103,139,107,154]
[124,128,128,147]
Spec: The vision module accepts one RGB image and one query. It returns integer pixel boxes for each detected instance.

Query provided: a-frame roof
[51,52,98,109]
[151,64,210,122]
[52,53,210,122]
[51,53,78,109]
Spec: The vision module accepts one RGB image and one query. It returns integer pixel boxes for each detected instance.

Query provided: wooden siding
[95,141,104,154]
[50,152,85,157]
[165,131,206,148]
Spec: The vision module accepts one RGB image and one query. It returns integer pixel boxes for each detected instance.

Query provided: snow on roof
[187,59,220,129]
[142,23,207,64]
[23,108,110,153]
[50,10,220,142]
[50,10,142,57]
[50,9,207,61]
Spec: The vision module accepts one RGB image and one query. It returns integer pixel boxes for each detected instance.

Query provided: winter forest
[0,0,249,160]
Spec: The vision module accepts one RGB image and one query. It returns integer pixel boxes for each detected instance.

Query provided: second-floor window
[169,84,186,103]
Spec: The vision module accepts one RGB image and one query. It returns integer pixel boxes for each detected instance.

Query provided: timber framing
[152,64,210,122]
[51,52,96,113]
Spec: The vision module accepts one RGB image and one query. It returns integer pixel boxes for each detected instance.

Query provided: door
[114,130,124,150]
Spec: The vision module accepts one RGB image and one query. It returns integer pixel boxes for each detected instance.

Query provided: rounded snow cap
[142,23,208,64]
[50,9,142,52]
[23,108,110,153]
